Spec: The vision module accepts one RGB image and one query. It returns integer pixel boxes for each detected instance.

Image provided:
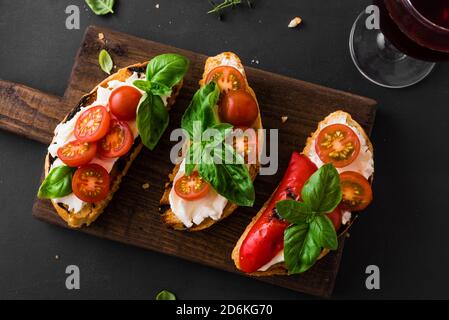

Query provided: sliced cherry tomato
[315,124,360,168]
[340,171,373,211]
[98,120,134,158]
[174,172,210,201]
[219,90,258,127]
[328,207,342,231]
[75,106,111,142]
[72,164,110,203]
[109,86,142,121]
[239,153,318,273]
[57,140,97,167]
[206,66,246,93]
[232,127,258,164]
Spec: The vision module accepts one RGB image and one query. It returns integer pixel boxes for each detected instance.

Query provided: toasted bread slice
[44,62,183,228]
[232,111,374,276]
[159,52,263,231]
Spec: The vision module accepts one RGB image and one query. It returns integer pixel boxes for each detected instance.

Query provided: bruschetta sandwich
[38,54,189,228]
[159,52,263,231]
[232,111,374,275]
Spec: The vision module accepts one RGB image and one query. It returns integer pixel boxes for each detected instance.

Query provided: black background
[1,0,448,300]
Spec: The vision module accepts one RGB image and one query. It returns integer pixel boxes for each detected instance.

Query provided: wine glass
[350,0,449,88]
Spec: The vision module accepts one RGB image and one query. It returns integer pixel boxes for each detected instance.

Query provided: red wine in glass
[350,0,449,87]
[379,0,449,61]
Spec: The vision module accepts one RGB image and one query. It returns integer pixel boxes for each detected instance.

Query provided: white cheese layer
[48,72,169,213]
[168,159,228,228]
[168,54,246,228]
[257,113,374,271]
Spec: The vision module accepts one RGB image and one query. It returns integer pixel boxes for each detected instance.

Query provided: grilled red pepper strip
[238,152,318,273]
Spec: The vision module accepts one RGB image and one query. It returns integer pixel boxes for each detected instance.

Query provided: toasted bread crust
[159,52,263,231]
[232,111,374,275]
[44,62,183,228]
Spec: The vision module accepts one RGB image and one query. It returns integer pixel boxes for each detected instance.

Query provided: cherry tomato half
[174,171,210,201]
[340,171,373,211]
[219,90,258,127]
[109,86,142,121]
[98,120,134,158]
[72,164,110,203]
[315,124,361,168]
[328,206,342,231]
[232,127,258,164]
[206,66,246,94]
[57,140,97,167]
[75,106,111,142]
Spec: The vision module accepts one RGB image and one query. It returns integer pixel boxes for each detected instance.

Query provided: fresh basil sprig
[134,54,189,150]
[181,82,255,207]
[38,166,76,199]
[276,164,342,274]
[85,0,115,15]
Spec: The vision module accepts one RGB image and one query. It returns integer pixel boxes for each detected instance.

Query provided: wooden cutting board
[0,26,376,298]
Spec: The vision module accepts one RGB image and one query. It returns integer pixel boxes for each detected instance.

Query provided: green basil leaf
[85,0,114,15]
[137,93,169,150]
[199,158,255,207]
[301,163,342,213]
[133,79,152,92]
[38,166,76,199]
[150,82,172,97]
[284,223,322,274]
[98,49,113,75]
[276,200,313,224]
[185,142,202,176]
[147,54,189,88]
[155,290,176,300]
[181,82,220,138]
[313,215,338,250]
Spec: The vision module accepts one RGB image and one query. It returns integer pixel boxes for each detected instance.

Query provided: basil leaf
[199,157,255,207]
[98,49,113,75]
[137,93,169,150]
[181,82,220,138]
[150,82,172,97]
[301,163,342,213]
[38,166,76,199]
[284,223,322,274]
[185,142,202,176]
[147,54,189,88]
[155,290,176,300]
[85,0,114,15]
[133,80,152,92]
[313,215,338,250]
[276,200,313,224]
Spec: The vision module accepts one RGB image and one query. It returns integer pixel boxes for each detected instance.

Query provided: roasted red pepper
[238,152,318,273]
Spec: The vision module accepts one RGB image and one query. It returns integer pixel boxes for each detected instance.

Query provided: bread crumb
[55,255,60,260]
[98,33,105,40]
[281,116,288,123]
[155,4,160,9]
[142,183,150,190]
[288,17,302,28]
[346,233,351,238]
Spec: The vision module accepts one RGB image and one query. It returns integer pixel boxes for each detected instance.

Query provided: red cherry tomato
[327,207,342,231]
[315,124,360,168]
[74,106,111,142]
[174,172,210,201]
[72,164,110,203]
[109,86,142,121]
[238,153,318,273]
[57,140,97,167]
[219,90,259,127]
[340,171,373,211]
[98,120,134,158]
[206,66,246,94]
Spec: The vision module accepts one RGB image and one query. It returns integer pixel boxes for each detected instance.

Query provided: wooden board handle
[0,80,64,144]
